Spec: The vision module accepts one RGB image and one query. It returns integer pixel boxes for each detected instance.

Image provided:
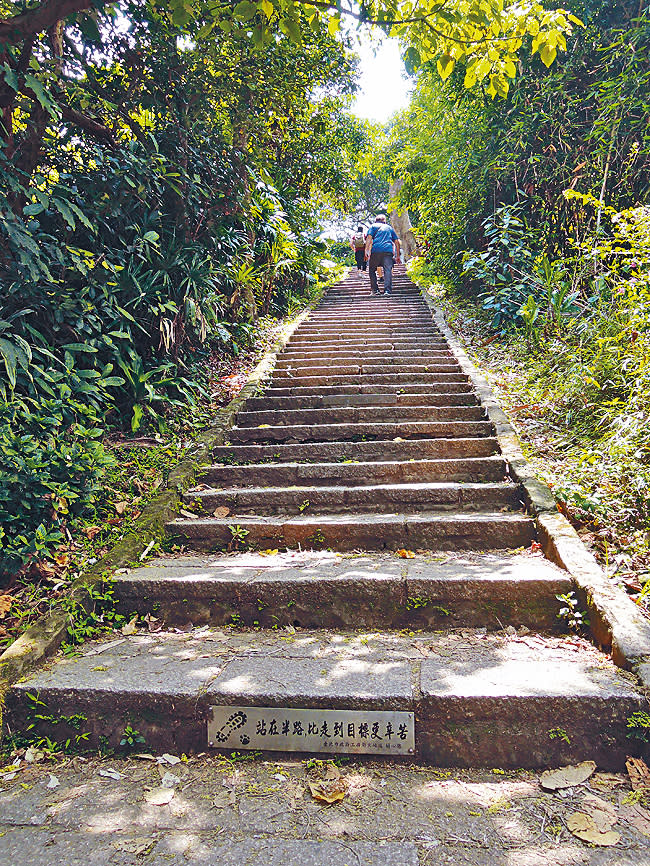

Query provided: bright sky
[350,33,413,123]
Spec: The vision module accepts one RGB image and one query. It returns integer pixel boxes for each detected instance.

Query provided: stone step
[266,373,470,388]
[265,383,475,397]
[7,626,642,767]
[302,318,435,327]
[200,456,508,486]
[272,364,462,379]
[166,511,535,552]
[292,330,440,339]
[276,353,455,367]
[212,436,501,464]
[229,419,493,445]
[245,393,479,410]
[113,551,572,632]
[185,481,522,515]
[236,405,486,427]
[278,350,454,362]
[290,324,442,332]
[298,316,439,331]
[286,340,450,352]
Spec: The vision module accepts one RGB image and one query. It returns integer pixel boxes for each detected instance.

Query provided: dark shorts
[354,248,366,270]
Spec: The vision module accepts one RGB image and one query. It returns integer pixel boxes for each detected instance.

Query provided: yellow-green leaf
[540,43,557,67]
[437,54,455,81]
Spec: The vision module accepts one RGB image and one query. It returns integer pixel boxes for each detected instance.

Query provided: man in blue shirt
[364,214,401,296]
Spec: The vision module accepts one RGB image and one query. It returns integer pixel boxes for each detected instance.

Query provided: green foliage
[120,724,146,750]
[59,581,127,647]
[0,399,114,576]
[556,591,589,632]
[626,711,650,743]
[0,5,361,581]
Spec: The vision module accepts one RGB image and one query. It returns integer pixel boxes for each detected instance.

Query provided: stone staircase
[6,268,644,768]
[167,270,534,553]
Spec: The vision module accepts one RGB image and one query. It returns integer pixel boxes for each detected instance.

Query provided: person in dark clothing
[365,214,401,296]
[350,225,367,271]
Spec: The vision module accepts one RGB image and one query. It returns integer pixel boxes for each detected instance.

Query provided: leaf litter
[144,787,174,806]
[567,811,620,846]
[540,761,596,791]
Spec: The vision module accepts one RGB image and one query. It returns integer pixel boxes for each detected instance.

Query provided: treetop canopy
[1,0,579,97]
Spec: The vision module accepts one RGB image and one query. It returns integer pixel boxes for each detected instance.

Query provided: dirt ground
[1,751,650,865]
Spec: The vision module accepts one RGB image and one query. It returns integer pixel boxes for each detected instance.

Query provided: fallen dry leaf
[0,595,12,619]
[213,506,231,518]
[54,551,70,566]
[160,771,180,788]
[160,753,181,766]
[259,549,279,556]
[24,746,44,763]
[396,548,416,559]
[581,793,617,831]
[567,811,620,846]
[144,787,174,806]
[121,615,138,636]
[114,501,129,516]
[627,757,650,792]
[308,777,348,804]
[540,761,596,791]
[324,763,342,781]
[83,525,102,540]
[98,768,124,780]
[143,613,160,632]
[180,509,198,519]
[591,772,626,791]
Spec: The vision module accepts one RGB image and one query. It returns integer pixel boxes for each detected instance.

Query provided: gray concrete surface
[1,754,650,864]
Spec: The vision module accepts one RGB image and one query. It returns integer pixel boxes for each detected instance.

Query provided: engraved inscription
[208,706,415,756]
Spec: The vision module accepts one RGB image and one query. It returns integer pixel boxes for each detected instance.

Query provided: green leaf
[234,1,258,21]
[131,404,144,432]
[52,197,77,230]
[279,16,301,42]
[23,202,45,216]
[24,74,56,113]
[2,64,18,92]
[62,343,98,353]
[437,54,455,81]
[0,337,18,388]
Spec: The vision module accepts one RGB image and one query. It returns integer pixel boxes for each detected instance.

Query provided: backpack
[353,231,365,248]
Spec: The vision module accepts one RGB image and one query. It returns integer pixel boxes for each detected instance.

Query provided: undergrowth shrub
[0,399,113,576]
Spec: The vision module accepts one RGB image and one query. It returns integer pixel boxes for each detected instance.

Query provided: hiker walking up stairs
[6,268,644,769]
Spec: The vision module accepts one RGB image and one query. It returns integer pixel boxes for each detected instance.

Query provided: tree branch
[0,0,97,44]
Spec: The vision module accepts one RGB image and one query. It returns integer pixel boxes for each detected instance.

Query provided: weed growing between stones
[626,711,650,744]
[548,728,571,745]
[2,692,90,759]
[228,525,250,550]
[119,724,147,751]
[555,591,590,633]
[59,581,127,650]
[406,596,430,611]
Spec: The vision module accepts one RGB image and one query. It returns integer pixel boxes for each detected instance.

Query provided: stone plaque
[208,706,415,755]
